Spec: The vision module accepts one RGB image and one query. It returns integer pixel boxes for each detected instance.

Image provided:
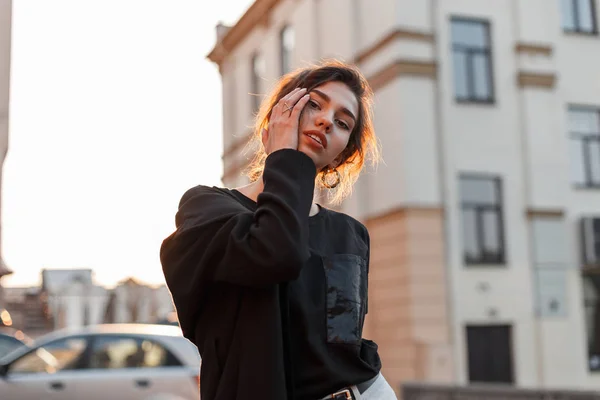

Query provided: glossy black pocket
[323,254,367,344]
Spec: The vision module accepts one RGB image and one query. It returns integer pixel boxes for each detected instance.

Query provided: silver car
[0,324,201,400]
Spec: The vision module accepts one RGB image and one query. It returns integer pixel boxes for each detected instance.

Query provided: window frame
[450,17,496,104]
[562,0,598,35]
[581,216,600,267]
[582,274,600,372]
[460,174,506,266]
[0,335,27,356]
[279,24,294,76]
[568,105,600,189]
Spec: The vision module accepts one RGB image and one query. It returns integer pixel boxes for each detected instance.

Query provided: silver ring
[282,102,293,114]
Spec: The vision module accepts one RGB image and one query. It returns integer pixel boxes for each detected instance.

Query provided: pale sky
[2,0,254,288]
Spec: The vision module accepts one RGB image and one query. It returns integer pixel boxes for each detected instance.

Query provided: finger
[277,88,301,104]
[275,88,301,110]
[281,87,303,102]
[290,94,311,117]
[277,88,306,112]
[283,88,307,107]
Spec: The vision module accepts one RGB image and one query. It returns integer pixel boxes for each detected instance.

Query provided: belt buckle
[330,388,353,399]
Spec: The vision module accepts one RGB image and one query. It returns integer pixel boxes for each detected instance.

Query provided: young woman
[160,60,397,400]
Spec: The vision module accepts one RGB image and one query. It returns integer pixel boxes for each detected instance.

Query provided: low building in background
[41,269,109,330]
[2,270,175,337]
[3,286,52,338]
[103,277,175,325]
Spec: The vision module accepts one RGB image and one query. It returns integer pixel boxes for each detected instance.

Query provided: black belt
[325,373,379,399]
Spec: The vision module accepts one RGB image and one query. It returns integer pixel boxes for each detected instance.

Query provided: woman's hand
[262,88,311,154]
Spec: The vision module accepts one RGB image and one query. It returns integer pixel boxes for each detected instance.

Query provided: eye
[308,100,320,109]
[336,120,350,130]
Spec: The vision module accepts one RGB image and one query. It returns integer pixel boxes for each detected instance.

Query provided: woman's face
[296,81,359,171]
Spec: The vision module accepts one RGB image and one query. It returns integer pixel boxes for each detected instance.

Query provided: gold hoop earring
[321,168,341,189]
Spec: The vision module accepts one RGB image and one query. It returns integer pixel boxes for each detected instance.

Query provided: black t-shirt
[229,189,381,399]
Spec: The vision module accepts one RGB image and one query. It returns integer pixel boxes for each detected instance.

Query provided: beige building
[0,0,12,310]
[209,0,600,394]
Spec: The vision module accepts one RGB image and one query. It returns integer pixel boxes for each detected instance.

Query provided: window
[460,175,505,264]
[581,217,600,266]
[531,218,569,318]
[250,52,265,115]
[583,275,600,371]
[280,25,294,75]
[568,107,600,188]
[0,336,26,359]
[451,18,494,103]
[561,0,598,34]
[10,337,87,374]
[83,304,90,326]
[89,336,179,370]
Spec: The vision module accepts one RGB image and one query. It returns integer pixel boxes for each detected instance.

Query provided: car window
[89,336,174,370]
[10,337,87,374]
[0,336,24,357]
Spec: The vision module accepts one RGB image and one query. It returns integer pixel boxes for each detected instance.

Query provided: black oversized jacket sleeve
[160,149,317,400]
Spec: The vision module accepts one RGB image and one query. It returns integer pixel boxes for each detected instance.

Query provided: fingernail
[299,88,307,91]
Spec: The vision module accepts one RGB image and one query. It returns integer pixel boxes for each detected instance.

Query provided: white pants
[358,374,397,400]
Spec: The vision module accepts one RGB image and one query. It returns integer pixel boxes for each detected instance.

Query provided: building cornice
[368,60,437,91]
[355,28,435,64]
[207,0,280,67]
[365,205,444,225]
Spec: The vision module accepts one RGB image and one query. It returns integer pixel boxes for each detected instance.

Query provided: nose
[315,113,333,132]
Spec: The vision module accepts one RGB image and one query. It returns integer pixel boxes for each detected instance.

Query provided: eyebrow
[311,89,357,123]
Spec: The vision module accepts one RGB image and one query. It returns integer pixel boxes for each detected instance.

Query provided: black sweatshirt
[160,149,381,400]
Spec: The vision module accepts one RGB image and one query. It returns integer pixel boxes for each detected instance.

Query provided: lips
[303,130,327,149]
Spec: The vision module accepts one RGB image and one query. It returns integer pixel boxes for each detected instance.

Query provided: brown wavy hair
[245,59,380,205]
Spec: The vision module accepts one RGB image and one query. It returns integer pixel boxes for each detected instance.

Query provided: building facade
[208,0,600,393]
[3,272,176,336]
[42,269,109,330]
[103,277,175,325]
[0,0,12,308]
